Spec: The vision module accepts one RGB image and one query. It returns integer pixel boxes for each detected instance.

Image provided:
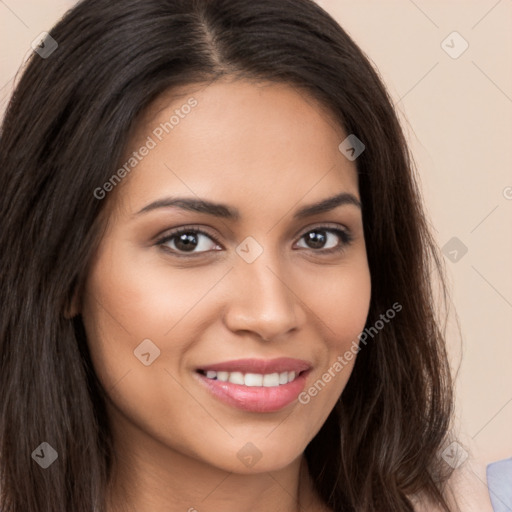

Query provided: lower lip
[195,371,309,413]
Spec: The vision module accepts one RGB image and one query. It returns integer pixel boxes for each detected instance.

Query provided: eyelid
[295,221,350,238]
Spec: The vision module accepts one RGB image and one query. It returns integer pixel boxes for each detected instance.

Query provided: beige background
[1,1,511,509]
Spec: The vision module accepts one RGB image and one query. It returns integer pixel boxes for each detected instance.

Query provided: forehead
[114,79,359,217]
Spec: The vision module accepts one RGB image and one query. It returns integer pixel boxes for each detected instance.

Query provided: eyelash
[155,224,354,258]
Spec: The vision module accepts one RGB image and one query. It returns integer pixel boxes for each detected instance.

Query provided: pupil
[306,230,326,249]
[176,232,198,252]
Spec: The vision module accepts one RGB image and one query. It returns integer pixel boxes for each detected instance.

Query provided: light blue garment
[487,457,512,512]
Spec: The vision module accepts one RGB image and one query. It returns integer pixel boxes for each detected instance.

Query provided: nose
[223,256,303,342]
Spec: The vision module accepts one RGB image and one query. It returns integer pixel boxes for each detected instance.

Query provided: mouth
[194,358,311,413]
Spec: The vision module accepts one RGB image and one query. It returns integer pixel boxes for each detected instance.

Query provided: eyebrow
[135,192,361,220]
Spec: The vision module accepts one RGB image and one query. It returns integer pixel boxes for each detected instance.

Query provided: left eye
[296,227,351,252]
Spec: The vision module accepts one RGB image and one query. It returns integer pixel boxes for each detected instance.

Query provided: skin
[78,78,372,512]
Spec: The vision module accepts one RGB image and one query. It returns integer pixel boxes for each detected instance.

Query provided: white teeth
[228,372,245,385]
[263,373,280,387]
[201,370,300,387]
[244,373,263,386]
[217,371,229,382]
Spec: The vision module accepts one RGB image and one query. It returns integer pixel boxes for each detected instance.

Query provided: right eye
[156,227,223,257]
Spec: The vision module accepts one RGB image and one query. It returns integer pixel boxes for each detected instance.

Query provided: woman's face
[80,79,371,473]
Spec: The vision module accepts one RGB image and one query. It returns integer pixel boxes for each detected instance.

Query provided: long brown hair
[0,0,456,510]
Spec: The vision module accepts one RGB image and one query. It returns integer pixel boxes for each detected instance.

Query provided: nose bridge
[224,243,300,340]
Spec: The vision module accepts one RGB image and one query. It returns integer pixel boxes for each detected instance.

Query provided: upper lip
[197,357,311,374]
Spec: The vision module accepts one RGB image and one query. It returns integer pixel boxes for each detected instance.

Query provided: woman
[0,0,458,510]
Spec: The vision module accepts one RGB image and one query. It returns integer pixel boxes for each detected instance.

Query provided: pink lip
[195,358,311,413]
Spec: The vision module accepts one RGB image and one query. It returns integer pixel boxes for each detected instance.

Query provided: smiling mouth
[194,358,311,412]
[196,369,304,387]
[195,369,309,412]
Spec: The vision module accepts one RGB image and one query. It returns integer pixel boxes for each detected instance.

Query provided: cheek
[325,265,371,383]
[292,261,371,428]
[80,244,227,385]
[305,259,372,350]
[80,249,217,450]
